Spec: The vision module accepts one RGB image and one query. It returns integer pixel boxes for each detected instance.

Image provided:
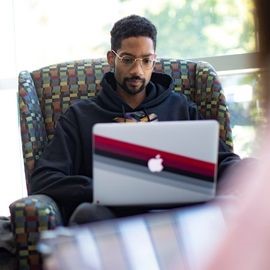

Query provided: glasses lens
[142,58,154,69]
[121,56,135,65]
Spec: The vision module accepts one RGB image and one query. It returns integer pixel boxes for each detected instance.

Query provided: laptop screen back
[93,120,219,206]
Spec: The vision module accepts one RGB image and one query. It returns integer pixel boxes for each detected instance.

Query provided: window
[9,0,255,71]
[220,70,262,157]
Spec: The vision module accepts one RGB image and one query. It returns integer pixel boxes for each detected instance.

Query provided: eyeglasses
[111,50,156,70]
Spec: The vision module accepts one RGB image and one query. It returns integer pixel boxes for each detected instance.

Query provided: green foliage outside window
[139,0,255,58]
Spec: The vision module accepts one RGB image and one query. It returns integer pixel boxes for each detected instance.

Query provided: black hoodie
[30,72,240,223]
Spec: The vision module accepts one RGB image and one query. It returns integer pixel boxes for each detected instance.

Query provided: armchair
[9,58,233,269]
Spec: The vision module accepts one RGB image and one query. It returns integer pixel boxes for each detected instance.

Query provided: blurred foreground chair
[9,58,233,269]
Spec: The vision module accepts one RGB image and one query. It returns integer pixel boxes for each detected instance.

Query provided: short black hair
[110,15,157,51]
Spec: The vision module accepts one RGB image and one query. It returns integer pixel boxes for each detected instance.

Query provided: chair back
[18,58,233,191]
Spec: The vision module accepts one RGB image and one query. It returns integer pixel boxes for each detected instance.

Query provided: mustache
[125,76,144,81]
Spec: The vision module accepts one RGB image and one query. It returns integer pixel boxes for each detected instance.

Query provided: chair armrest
[19,70,48,188]
[9,194,63,268]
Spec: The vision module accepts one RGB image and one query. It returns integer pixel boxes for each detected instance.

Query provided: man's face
[107,36,156,97]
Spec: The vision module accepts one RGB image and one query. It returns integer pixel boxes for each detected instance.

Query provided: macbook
[92,120,219,206]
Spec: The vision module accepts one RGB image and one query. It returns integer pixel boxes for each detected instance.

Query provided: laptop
[92,120,219,206]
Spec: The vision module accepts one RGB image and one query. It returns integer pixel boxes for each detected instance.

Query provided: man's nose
[129,59,144,75]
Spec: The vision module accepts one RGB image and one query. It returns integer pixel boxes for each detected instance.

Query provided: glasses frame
[111,50,156,70]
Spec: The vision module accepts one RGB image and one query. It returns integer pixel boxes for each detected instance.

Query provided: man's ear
[107,51,115,67]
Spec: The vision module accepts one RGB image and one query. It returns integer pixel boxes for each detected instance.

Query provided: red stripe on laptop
[94,135,215,177]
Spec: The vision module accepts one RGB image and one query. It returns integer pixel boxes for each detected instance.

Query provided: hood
[97,71,174,113]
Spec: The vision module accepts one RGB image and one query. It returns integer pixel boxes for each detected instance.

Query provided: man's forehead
[118,36,155,55]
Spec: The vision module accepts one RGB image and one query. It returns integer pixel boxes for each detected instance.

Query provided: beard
[117,76,146,96]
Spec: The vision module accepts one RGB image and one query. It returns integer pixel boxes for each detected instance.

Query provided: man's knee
[68,203,115,226]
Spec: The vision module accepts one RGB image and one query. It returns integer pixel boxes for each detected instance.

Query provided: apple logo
[147,154,164,173]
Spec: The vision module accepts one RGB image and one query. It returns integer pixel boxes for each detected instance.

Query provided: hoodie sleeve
[29,110,93,224]
[187,99,241,183]
[188,100,200,120]
[217,139,241,181]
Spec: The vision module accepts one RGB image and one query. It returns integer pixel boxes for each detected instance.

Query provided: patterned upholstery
[9,58,233,270]
[9,195,62,269]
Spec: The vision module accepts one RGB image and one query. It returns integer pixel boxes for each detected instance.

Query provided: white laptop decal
[148,154,164,173]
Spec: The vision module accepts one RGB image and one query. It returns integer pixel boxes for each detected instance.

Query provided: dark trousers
[68,203,150,226]
[68,195,236,226]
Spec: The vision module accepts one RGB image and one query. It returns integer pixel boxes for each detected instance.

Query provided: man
[30,15,240,225]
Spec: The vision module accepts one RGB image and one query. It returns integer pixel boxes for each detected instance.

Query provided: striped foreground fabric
[9,58,233,269]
